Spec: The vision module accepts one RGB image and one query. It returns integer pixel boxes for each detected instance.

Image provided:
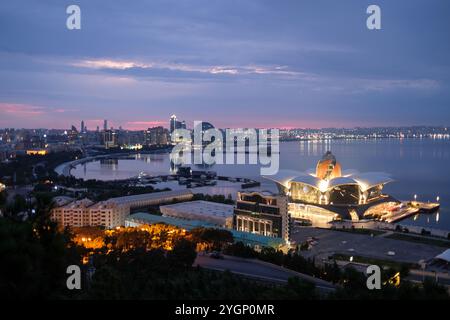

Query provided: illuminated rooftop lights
[318,180,329,193]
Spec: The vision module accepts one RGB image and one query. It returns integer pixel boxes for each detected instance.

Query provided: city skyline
[1,0,450,130]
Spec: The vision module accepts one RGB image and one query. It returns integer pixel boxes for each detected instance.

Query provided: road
[194,254,335,293]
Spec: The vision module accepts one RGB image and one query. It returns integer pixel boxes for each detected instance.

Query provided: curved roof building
[263,151,396,221]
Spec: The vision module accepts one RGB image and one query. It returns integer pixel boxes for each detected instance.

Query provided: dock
[380,201,440,223]
[410,201,440,213]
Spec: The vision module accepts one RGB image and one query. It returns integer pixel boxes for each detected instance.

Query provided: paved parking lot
[291,227,445,264]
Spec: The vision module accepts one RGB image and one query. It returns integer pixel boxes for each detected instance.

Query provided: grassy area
[331,228,385,236]
[332,253,418,270]
[385,233,450,248]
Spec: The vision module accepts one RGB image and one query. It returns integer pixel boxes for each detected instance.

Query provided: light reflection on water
[71,139,450,230]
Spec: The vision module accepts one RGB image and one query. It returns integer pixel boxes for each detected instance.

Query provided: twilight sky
[0,0,449,130]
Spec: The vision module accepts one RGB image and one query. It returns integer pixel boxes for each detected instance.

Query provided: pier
[382,201,440,223]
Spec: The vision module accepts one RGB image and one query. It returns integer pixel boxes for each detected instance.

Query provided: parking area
[291,227,445,264]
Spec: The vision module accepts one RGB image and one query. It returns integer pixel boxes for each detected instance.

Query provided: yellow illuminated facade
[264,151,395,223]
[26,149,48,155]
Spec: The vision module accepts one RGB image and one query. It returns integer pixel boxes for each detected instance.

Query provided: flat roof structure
[160,200,234,227]
[108,189,194,207]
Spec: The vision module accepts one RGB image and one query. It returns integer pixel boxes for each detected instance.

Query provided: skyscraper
[81,120,85,133]
[169,115,186,133]
[170,115,177,133]
[103,119,108,131]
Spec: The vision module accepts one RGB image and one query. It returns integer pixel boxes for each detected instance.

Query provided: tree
[190,227,233,251]
[0,217,80,299]
[167,238,197,269]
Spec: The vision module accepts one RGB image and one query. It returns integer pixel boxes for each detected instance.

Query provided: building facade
[51,190,194,229]
[233,191,290,242]
[263,151,396,227]
[145,126,169,146]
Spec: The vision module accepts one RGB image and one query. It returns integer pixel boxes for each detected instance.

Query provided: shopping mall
[264,151,400,226]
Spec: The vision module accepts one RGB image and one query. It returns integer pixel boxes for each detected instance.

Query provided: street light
[436,196,440,202]
[414,194,417,202]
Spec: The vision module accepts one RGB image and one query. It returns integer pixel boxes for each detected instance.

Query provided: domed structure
[315,151,342,180]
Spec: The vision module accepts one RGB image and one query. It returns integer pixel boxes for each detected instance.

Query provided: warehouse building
[160,200,234,228]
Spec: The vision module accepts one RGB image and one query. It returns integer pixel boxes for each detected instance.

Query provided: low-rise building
[51,198,94,228]
[108,189,193,208]
[50,190,194,229]
[87,201,130,228]
[160,200,234,228]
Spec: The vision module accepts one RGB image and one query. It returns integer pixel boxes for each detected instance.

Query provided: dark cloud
[0,0,449,129]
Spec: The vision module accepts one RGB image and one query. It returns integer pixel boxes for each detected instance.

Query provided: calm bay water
[71,139,450,230]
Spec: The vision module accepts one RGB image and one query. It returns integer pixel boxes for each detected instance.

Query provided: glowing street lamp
[414,194,417,201]
[436,196,440,202]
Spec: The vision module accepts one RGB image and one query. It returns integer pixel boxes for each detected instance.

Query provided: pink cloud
[0,103,46,116]
[125,121,167,130]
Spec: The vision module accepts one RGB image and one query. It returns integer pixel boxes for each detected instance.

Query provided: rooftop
[108,189,193,205]
[60,198,94,209]
[160,200,234,218]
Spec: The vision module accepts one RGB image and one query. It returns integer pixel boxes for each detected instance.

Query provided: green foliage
[0,190,6,207]
[0,151,82,185]
[0,217,81,299]
[167,238,197,269]
[223,241,257,258]
[86,246,318,300]
[190,227,234,250]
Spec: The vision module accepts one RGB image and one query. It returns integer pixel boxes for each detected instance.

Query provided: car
[209,251,224,259]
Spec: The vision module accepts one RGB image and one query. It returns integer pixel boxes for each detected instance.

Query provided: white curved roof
[352,172,393,191]
[290,174,322,189]
[327,177,359,189]
[264,170,393,193]
[263,169,303,187]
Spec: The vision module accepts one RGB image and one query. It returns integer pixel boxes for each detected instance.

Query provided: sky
[0,0,449,130]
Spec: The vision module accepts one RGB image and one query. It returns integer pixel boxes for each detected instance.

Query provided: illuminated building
[51,198,95,228]
[264,151,396,227]
[169,114,187,133]
[0,182,6,192]
[55,199,130,229]
[233,191,290,242]
[26,149,49,155]
[51,190,194,229]
[145,126,169,146]
[102,129,117,149]
[125,212,285,248]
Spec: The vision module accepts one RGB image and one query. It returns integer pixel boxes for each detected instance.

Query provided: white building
[51,190,194,229]
[160,200,234,228]
[87,201,130,228]
[51,198,95,228]
[52,198,129,229]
